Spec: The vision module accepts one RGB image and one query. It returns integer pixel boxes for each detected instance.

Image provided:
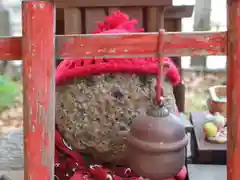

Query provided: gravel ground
[188,164,226,180]
[0,129,24,170]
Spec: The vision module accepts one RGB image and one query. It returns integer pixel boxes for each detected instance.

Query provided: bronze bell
[126,104,188,180]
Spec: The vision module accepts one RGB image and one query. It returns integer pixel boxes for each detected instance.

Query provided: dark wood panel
[146,7,158,31]
[50,0,172,8]
[56,6,194,21]
[56,20,64,35]
[108,8,119,15]
[165,6,194,19]
[85,8,107,33]
[64,8,82,34]
[174,83,185,112]
[164,19,177,31]
[120,7,144,28]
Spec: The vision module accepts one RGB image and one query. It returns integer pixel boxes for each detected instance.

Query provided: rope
[155,29,165,104]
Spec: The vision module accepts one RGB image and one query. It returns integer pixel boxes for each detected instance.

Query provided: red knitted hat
[55,11,180,86]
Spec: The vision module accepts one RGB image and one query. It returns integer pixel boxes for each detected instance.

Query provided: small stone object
[203,122,217,137]
[204,113,227,144]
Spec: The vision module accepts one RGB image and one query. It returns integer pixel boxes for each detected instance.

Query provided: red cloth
[55,11,185,180]
[55,130,187,180]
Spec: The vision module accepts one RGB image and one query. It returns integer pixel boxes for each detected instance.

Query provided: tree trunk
[0,5,10,74]
[191,0,211,68]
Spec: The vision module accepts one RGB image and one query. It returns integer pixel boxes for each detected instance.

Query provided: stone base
[188,164,226,180]
[0,170,23,180]
[0,129,23,170]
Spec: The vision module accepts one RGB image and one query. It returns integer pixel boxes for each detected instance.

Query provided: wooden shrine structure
[0,0,239,180]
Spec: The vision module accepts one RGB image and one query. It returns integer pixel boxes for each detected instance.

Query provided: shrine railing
[0,1,239,180]
[1,31,226,60]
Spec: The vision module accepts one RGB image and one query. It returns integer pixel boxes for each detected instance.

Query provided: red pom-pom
[93,10,143,33]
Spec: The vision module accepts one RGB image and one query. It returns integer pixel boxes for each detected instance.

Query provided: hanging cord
[155,29,165,105]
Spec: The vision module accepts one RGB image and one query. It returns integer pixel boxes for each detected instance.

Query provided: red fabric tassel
[55,129,187,180]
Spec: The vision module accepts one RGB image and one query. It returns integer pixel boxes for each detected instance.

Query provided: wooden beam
[0,31,226,60]
[51,31,227,58]
[164,6,194,19]
[227,0,240,180]
[0,37,21,60]
[22,1,55,180]
[48,0,172,8]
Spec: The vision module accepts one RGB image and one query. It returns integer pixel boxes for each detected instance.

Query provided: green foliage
[185,93,208,113]
[0,76,20,111]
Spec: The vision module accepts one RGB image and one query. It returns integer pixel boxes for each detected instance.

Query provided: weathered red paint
[56,31,226,58]
[0,31,226,60]
[227,0,240,180]
[0,37,21,60]
[22,1,55,180]
[0,1,238,180]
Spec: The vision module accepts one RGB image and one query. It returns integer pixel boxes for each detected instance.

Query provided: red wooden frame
[0,0,239,180]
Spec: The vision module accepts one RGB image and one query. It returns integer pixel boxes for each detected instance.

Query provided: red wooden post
[22,1,55,180]
[227,0,240,180]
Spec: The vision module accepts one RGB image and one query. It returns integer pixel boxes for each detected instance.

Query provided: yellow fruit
[203,122,217,137]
